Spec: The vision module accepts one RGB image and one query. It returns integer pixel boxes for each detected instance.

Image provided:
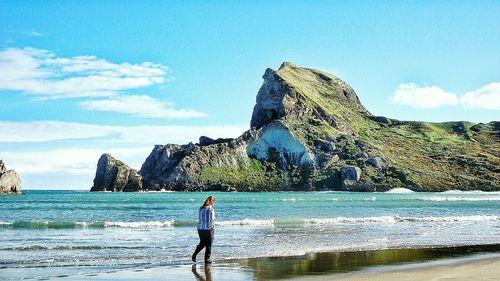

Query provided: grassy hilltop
[269,63,499,191]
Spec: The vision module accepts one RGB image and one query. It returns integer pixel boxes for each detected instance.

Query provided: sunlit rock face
[247,122,312,166]
[250,68,291,130]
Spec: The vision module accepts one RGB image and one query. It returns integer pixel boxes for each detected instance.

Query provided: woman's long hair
[202,196,215,208]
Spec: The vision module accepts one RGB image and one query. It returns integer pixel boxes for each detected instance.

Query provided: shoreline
[231,244,500,280]
[292,254,500,281]
[67,244,500,280]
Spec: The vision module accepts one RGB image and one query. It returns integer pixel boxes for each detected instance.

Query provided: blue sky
[0,1,499,189]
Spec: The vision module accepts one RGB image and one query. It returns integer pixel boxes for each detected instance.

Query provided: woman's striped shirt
[197,206,215,230]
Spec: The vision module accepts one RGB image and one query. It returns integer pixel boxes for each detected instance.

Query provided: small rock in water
[91,154,142,192]
[0,160,21,194]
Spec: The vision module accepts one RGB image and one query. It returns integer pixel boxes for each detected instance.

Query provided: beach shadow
[191,264,212,281]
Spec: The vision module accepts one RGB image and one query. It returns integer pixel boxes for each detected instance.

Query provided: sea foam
[1,215,498,230]
[420,197,500,202]
[440,190,500,195]
[104,221,175,228]
[216,219,276,226]
[384,188,414,193]
[303,215,500,225]
[304,216,398,225]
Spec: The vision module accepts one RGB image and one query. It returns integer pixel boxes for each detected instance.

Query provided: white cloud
[0,120,247,144]
[0,147,151,175]
[391,83,458,109]
[0,121,115,142]
[0,47,207,118]
[27,31,45,37]
[0,47,168,99]
[0,120,248,188]
[0,147,152,189]
[79,95,207,119]
[391,82,500,110]
[460,82,500,110]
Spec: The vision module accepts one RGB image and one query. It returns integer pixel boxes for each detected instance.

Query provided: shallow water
[1,190,499,280]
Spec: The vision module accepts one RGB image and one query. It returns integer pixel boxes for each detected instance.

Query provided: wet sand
[293,255,500,281]
[68,244,500,280]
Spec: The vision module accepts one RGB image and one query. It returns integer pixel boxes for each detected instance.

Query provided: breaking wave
[304,215,500,225]
[2,245,147,251]
[2,215,497,230]
[304,216,397,224]
[216,219,276,226]
[384,188,414,193]
[104,221,175,228]
[440,190,500,195]
[0,220,175,229]
[420,197,500,202]
[280,198,297,202]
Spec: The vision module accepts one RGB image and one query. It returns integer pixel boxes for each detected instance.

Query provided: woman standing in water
[192,196,216,264]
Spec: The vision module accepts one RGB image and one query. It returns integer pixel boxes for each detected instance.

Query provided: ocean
[1,189,499,280]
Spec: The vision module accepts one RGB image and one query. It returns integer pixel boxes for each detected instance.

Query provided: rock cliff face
[0,160,21,194]
[90,154,142,192]
[91,62,500,192]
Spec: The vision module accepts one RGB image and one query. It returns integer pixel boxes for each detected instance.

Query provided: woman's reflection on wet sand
[191,264,212,281]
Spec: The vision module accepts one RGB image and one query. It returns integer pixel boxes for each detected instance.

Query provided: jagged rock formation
[91,62,500,192]
[90,154,142,192]
[138,131,282,191]
[0,160,21,194]
[198,136,234,146]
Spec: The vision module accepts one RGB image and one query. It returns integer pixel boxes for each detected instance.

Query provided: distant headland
[91,63,499,192]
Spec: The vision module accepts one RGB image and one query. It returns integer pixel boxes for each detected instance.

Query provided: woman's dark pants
[192,229,214,262]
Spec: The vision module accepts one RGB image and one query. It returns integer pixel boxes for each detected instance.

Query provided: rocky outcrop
[138,131,278,191]
[90,154,142,192]
[0,160,21,194]
[341,166,362,190]
[139,143,198,190]
[198,136,234,146]
[250,68,292,129]
[250,62,368,131]
[91,62,500,192]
